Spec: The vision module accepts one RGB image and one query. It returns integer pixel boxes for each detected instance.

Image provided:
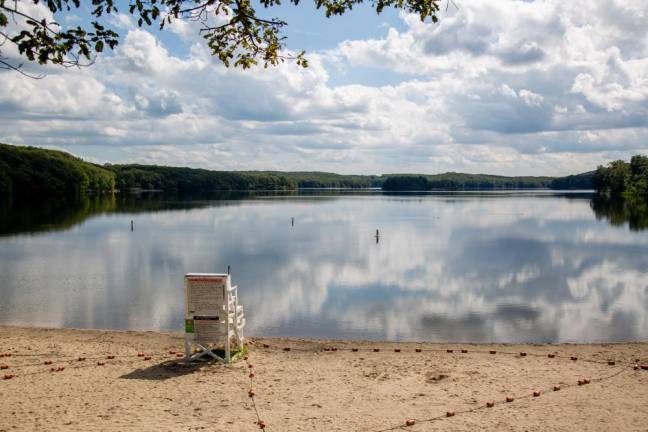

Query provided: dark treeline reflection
[0,195,117,236]
[0,190,339,236]
[591,195,648,231]
[1,190,644,237]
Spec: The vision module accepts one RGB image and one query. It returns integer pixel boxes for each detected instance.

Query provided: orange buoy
[405,419,416,426]
[446,411,455,417]
[461,349,468,353]
[533,391,541,397]
[415,348,422,353]
[144,356,151,361]
[258,420,266,429]
[248,389,255,397]
[490,350,496,355]
[519,352,527,357]
[394,349,401,353]
[0,365,8,370]
[553,385,561,391]
[548,354,555,358]
[506,396,514,403]
[486,401,495,408]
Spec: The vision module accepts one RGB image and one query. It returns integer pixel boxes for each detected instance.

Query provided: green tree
[629,155,648,199]
[592,155,648,202]
[603,160,630,195]
[0,0,440,75]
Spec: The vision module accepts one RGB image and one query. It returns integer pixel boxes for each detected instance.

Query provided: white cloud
[1,0,647,174]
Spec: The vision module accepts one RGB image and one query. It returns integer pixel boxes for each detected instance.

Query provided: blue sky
[1,0,647,175]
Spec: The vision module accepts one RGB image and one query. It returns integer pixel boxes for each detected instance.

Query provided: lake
[1,191,647,343]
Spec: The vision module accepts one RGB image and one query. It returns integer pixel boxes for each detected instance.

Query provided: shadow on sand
[119,358,227,381]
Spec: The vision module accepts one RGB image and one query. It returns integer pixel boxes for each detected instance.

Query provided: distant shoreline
[1,143,595,199]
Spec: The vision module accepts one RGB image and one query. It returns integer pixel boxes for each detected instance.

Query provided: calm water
[1,191,647,343]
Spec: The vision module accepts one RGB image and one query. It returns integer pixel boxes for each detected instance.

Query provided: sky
[1,0,647,176]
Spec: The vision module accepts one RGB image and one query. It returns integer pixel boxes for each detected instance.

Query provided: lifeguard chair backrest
[184,273,230,344]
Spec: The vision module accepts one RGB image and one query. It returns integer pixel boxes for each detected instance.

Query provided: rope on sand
[243,353,268,430]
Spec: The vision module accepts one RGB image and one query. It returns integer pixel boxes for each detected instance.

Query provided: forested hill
[548,171,594,190]
[106,165,296,193]
[0,144,115,197]
[381,173,555,191]
[245,171,382,188]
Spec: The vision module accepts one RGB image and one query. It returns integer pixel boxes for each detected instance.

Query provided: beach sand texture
[1,326,647,431]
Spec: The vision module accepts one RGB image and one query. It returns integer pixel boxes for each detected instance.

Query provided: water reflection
[591,195,648,231]
[0,191,647,343]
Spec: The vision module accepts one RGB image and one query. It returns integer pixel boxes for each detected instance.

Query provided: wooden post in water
[375,229,380,244]
[131,220,134,232]
[291,217,294,227]
[227,265,231,275]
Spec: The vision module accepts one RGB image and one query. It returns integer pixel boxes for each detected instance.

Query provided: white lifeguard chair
[183,273,245,363]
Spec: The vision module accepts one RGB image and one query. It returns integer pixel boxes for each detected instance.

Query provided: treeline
[254,171,382,188]
[381,173,554,191]
[548,172,594,189]
[593,155,648,200]
[106,165,295,193]
[1,143,616,199]
[0,144,115,197]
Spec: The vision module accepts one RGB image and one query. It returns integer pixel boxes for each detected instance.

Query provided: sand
[1,326,647,431]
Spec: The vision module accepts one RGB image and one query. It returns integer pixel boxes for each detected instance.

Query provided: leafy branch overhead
[0,0,440,74]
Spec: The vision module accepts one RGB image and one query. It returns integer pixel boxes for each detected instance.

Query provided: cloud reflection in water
[0,192,647,343]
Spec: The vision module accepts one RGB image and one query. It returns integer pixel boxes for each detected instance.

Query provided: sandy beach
[1,326,647,431]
